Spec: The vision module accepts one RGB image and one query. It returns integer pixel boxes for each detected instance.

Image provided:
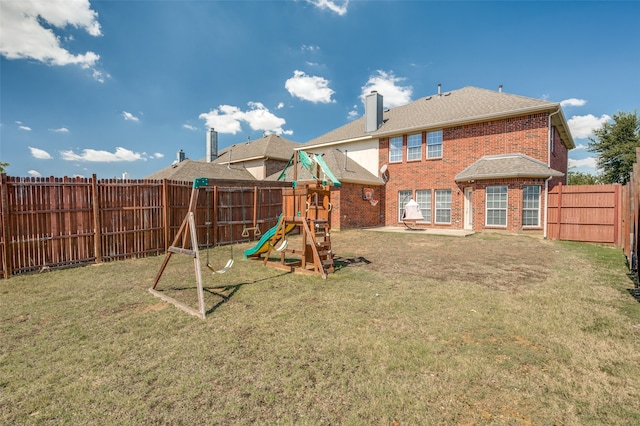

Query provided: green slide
[243,216,295,258]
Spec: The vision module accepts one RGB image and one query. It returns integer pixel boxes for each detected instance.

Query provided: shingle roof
[265,148,384,186]
[454,154,565,182]
[302,86,574,149]
[145,159,256,182]
[211,134,300,164]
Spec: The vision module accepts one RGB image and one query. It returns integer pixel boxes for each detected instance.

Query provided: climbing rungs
[168,246,196,257]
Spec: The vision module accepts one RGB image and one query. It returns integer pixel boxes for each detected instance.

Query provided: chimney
[365,91,383,133]
[438,83,441,95]
[176,149,185,163]
[499,84,503,92]
[206,128,218,163]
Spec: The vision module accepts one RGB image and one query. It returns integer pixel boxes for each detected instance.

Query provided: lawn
[1,230,640,424]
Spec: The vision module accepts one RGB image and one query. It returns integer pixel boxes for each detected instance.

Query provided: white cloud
[152,153,164,159]
[567,114,611,139]
[183,124,198,131]
[122,111,140,122]
[276,102,284,110]
[19,125,32,131]
[569,157,598,170]
[307,0,349,16]
[560,98,587,108]
[347,105,359,120]
[60,147,147,162]
[27,170,42,177]
[301,44,320,52]
[573,143,587,150]
[29,147,53,159]
[285,70,336,104]
[361,70,413,108]
[50,127,69,133]
[0,0,101,68]
[199,102,291,136]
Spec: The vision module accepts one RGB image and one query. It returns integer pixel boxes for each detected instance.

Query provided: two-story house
[298,85,574,234]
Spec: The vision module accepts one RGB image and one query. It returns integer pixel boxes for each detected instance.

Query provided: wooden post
[556,182,563,240]
[614,184,620,246]
[91,174,103,263]
[213,186,218,245]
[162,179,169,251]
[1,174,12,278]
[253,186,258,228]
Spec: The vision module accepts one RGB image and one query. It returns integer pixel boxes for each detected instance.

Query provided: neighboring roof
[211,134,300,164]
[302,86,575,150]
[265,149,385,186]
[145,159,256,182]
[454,153,565,182]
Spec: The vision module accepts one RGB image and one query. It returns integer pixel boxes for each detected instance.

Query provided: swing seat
[274,239,288,251]
[207,258,234,274]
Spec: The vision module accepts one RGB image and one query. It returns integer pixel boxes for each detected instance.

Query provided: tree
[0,161,8,174]
[568,170,601,185]
[588,110,640,184]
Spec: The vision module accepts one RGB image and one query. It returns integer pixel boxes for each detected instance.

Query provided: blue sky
[1,0,638,179]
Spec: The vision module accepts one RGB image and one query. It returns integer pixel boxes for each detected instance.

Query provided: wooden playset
[149,151,340,318]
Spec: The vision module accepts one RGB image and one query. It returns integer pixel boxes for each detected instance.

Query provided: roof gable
[454,153,565,182]
[212,134,300,164]
[145,159,256,182]
[303,86,574,149]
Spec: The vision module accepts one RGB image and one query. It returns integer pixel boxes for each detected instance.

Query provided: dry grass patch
[1,230,640,424]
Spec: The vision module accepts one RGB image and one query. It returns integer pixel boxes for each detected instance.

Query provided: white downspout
[544,176,551,239]
[545,109,561,239]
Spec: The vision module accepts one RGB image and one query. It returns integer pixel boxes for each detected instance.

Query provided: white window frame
[416,190,432,223]
[486,185,508,227]
[522,185,541,227]
[389,136,403,163]
[434,189,451,224]
[398,190,413,221]
[427,130,443,159]
[407,133,422,161]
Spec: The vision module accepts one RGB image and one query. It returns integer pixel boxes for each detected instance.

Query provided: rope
[205,188,233,274]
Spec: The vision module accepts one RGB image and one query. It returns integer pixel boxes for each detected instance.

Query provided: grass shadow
[332,256,372,272]
[203,271,293,315]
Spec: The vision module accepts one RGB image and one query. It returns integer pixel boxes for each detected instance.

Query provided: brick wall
[379,113,566,232]
[330,182,384,230]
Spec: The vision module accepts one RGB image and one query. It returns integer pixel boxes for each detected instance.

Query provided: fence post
[213,186,218,245]
[613,184,620,246]
[1,174,12,278]
[253,186,258,227]
[556,183,563,240]
[162,179,169,251]
[91,174,103,263]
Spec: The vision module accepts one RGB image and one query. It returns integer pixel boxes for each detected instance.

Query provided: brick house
[299,86,574,235]
[147,133,300,182]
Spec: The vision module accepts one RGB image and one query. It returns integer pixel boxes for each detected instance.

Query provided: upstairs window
[389,136,403,163]
[486,186,508,226]
[427,130,443,158]
[407,133,422,161]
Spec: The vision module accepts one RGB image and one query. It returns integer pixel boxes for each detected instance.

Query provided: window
[486,186,508,226]
[390,136,402,163]
[435,189,451,224]
[416,190,432,223]
[407,133,422,161]
[398,190,412,221]
[522,185,541,227]
[427,130,443,158]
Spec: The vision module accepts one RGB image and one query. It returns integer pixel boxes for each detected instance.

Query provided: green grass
[1,230,640,424]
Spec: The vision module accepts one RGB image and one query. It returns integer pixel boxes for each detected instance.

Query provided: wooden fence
[547,183,622,245]
[0,174,289,278]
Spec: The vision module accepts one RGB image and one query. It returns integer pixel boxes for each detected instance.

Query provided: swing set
[150,179,249,318]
